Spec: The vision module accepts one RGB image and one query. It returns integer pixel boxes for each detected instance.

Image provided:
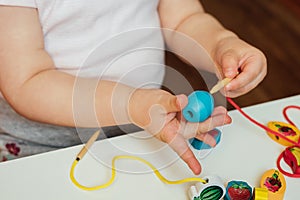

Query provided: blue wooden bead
[183,91,214,122]
[189,129,221,150]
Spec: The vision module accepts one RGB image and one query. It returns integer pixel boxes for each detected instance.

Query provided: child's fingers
[225,72,263,97]
[195,108,231,134]
[211,105,230,116]
[179,106,231,139]
[163,131,202,175]
[225,52,267,96]
[194,130,217,147]
[159,94,188,113]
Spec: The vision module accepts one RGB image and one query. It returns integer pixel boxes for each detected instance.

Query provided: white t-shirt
[0,0,165,88]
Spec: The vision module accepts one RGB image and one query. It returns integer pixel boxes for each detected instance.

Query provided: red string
[276,147,300,178]
[226,97,300,148]
[283,105,299,127]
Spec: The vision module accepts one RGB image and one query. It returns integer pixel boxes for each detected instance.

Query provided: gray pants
[0,97,141,161]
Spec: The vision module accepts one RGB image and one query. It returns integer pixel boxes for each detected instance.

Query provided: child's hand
[128,89,231,175]
[213,36,267,97]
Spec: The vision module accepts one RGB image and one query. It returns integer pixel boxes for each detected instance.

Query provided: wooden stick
[76,130,100,160]
[209,77,232,94]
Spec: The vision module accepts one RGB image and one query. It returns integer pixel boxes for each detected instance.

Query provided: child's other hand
[213,37,267,97]
[128,89,231,175]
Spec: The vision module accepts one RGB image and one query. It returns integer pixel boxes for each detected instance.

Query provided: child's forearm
[8,69,134,127]
[159,0,238,73]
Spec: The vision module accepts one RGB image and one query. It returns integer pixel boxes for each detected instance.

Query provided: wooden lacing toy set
[70,78,299,200]
[227,97,300,179]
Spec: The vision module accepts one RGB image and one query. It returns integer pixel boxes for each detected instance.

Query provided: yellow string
[70,155,207,191]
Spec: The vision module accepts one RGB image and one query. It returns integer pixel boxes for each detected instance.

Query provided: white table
[0,95,299,200]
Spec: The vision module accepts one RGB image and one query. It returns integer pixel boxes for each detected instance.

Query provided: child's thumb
[161,94,188,113]
[221,51,240,78]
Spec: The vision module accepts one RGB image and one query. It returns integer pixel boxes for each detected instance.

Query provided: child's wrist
[127,88,165,129]
[127,88,148,128]
[212,31,238,58]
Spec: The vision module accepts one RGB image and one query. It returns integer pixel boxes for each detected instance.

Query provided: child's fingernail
[226,71,237,77]
[225,83,232,90]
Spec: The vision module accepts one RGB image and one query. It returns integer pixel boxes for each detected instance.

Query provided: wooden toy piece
[188,175,226,200]
[283,146,300,174]
[260,169,286,200]
[183,91,217,151]
[225,180,252,200]
[183,91,214,123]
[278,145,300,177]
[267,121,300,146]
[252,188,268,200]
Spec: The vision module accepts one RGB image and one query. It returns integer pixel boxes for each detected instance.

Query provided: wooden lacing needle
[209,77,232,94]
[76,130,100,160]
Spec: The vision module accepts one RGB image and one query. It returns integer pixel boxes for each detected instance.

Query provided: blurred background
[164,0,300,109]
